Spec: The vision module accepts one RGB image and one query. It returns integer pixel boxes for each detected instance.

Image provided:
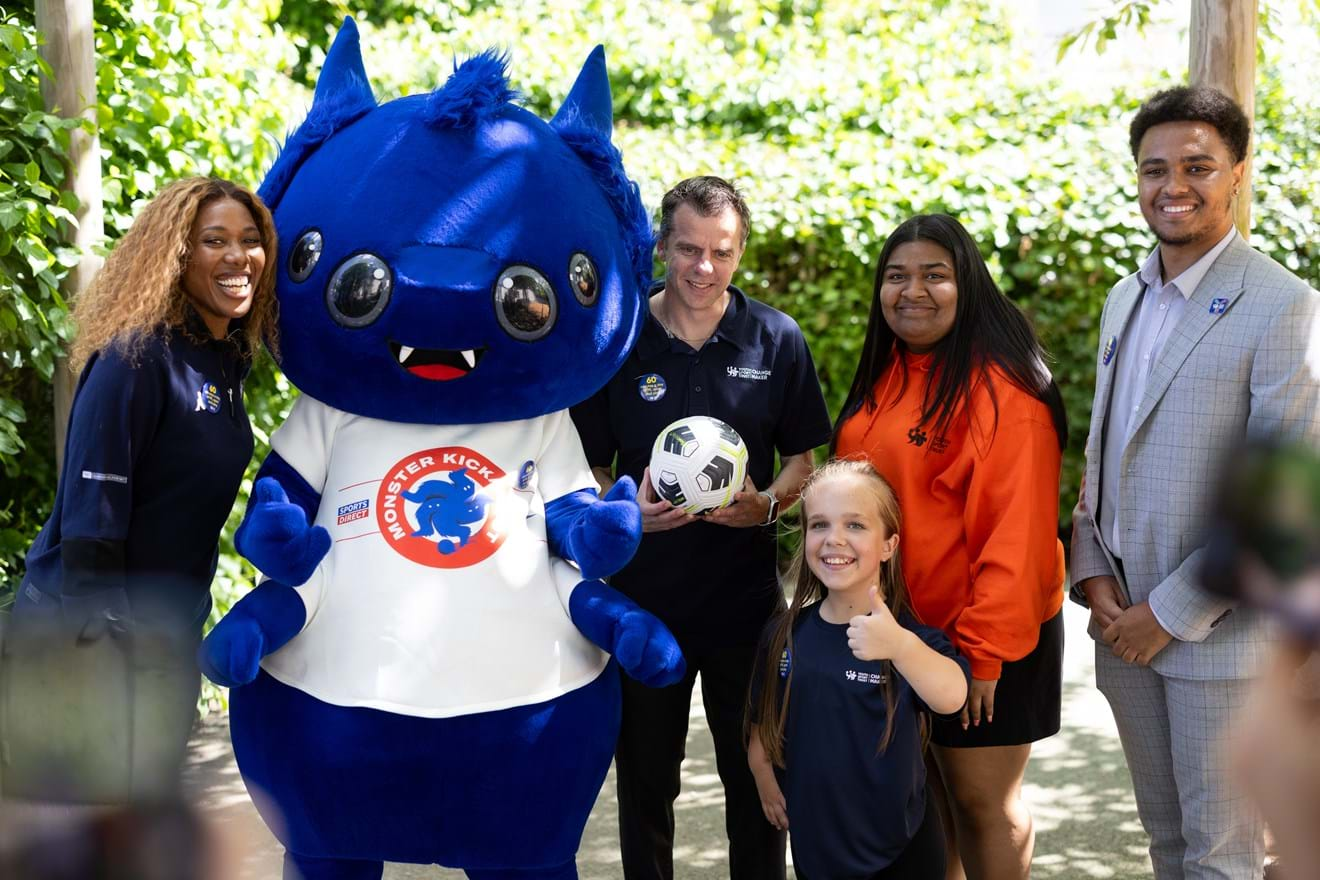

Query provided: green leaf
[36,149,65,184]
[0,397,23,423]
[23,161,38,183]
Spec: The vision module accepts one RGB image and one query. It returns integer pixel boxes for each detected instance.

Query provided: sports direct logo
[375,447,507,569]
[337,499,370,525]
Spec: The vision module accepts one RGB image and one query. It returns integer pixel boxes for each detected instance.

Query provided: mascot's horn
[550,45,613,139]
[259,17,376,209]
[314,17,376,120]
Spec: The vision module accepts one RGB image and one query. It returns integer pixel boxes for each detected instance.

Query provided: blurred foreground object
[0,798,216,880]
[1202,440,1320,645]
[0,611,197,805]
[1233,640,1320,880]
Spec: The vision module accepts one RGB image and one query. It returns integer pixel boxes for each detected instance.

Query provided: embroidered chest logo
[376,447,507,569]
[726,365,771,381]
[907,426,950,453]
[195,382,222,413]
[844,669,887,685]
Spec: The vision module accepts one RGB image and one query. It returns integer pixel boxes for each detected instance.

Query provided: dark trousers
[614,639,786,880]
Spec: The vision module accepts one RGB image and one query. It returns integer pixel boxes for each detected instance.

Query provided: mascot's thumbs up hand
[569,579,686,687]
[570,476,643,580]
[235,477,331,586]
[547,478,643,580]
[199,581,307,688]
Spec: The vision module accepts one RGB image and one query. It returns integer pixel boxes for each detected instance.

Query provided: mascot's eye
[569,253,599,307]
[493,265,558,341]
[288,229,323,282]
[325,254,393,328]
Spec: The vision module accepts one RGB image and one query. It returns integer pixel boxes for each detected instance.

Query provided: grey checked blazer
[1071,235,1320,681]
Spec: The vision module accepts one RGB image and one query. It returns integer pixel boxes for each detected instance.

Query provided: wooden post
[34,0,103,469]
[1189,0,1258,235]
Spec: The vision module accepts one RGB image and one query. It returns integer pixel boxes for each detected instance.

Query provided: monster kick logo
[375,447,507,569]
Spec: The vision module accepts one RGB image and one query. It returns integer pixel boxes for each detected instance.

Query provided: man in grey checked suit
[1071,86,1320,879]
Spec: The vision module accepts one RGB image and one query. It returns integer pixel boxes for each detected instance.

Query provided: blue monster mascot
[199,19,684,880]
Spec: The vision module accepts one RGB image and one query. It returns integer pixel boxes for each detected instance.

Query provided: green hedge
[0,15,80,591]
[2,0,1317,709]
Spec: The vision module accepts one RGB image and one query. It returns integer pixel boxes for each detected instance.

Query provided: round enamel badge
[197,382,222,413]
[638,373,666,402]
[375,446,507,568]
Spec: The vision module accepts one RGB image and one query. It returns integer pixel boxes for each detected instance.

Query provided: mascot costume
[199,19,685,880]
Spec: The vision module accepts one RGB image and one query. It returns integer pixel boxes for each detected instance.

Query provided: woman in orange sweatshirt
[834,214,1067,880]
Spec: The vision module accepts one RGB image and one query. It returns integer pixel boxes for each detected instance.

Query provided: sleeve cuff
[1146,585,1226,643]
[968,657,1002,680]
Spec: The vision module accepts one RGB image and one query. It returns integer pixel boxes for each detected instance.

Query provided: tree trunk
[1189,0,1258,235]
[35,0,103,470]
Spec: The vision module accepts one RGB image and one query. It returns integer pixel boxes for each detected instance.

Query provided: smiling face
[1137,121,1243,258]
[803,475,900,600]
[656,203,743,318]
[182,198,266,339]
[878,239,958,353]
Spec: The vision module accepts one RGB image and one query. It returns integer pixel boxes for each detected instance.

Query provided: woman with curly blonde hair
[10,177,277,793]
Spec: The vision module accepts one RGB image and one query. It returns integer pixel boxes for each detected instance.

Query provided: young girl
[748,459,970,879]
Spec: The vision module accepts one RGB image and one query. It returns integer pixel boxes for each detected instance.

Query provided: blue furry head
[260,19,652,425]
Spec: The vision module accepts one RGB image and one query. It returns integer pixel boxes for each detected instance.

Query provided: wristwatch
[758,489,779,525]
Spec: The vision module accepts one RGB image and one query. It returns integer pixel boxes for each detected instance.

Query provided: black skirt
[931,609,1064,748]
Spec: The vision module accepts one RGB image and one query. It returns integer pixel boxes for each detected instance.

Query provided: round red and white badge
[375,446,507,568]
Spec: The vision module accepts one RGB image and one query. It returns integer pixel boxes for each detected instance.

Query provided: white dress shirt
[1100,226,1237,558]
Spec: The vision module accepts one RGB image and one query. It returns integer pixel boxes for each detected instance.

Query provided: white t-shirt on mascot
[260,395,608,717]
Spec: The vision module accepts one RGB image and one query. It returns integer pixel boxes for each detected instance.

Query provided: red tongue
[408,363,466,381]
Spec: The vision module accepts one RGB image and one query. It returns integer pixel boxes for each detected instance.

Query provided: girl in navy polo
[748,459,970,879]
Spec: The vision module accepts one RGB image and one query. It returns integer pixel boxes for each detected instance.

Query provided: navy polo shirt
[755,606,971,877]
[20,314,254,630]
[570,284,831,650]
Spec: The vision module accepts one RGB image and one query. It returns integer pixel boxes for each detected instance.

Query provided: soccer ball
[648,416,749,515]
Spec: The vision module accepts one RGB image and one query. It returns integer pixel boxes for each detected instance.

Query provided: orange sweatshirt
[835,352,1065,680]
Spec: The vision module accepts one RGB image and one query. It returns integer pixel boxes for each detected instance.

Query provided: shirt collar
[180,302,249,360]
[1139,226,1237,300]
[635,282,752,357]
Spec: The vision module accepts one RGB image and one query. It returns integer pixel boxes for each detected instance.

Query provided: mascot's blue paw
[199,581,308,688]
[199,612,266,688]
[573,477,642,580]
[569,579,685,687]
[235,477,331,585]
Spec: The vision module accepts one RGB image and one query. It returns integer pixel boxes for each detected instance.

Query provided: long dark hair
[833,214,1066,450]
[752,459,914,767]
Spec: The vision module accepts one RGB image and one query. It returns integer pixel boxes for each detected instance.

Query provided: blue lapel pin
[1102,335,1117,366]
[1209,297,1229,315]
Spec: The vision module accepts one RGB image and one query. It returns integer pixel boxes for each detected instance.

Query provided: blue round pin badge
[637,373,666,402]
[199,382,222,413]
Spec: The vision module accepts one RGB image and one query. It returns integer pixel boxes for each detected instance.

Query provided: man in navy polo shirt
[571,176,831,880]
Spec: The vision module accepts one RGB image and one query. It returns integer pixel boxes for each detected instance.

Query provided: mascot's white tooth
[462,349,476,368]
[398,345,415,363]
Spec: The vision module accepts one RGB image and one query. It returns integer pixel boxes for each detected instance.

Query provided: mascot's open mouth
[388,341,488,381]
